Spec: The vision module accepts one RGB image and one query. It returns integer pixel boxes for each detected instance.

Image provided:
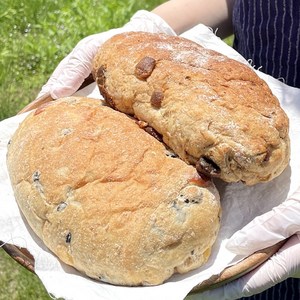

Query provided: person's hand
[190,188,300,300]
[37,10,175,99]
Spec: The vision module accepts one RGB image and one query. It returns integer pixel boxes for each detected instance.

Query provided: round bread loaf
[92,31,290,185]
[6,97,220,286]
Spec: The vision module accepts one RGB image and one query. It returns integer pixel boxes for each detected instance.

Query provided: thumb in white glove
[190,189,300,300]
[189,234,300,300]
[37,10,176,99]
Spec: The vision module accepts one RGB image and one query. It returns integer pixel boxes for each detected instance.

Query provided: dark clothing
[232,0,300,88]
[231,1,300,298]
[239,277,300,300]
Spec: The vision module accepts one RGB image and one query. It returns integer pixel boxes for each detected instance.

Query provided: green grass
[0,249,50,300]
[0,1,164,299]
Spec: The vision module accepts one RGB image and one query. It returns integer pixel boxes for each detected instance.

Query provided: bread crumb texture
[93,32,290,185]
[7,97,221,286]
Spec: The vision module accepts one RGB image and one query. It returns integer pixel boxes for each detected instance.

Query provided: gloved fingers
[191,234,300,300]
[36,54,72,99]
[268,234,300,279]
[37,32,109,100]
[228,234,300,297]
[125,10,176,36]
[226,189,300,255]
[49,33,107,99]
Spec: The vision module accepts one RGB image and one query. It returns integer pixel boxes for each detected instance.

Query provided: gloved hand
[190,188,300,300]
[37,10,175,99]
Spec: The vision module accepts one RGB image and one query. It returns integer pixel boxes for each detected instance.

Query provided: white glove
[190,189,300,300]
[37,10,175,99]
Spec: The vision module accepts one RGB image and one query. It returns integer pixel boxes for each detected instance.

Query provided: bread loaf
[7,97,220,286]
[92,32,290,185]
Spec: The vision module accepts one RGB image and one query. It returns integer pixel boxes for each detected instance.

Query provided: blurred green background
[0,1,233,299]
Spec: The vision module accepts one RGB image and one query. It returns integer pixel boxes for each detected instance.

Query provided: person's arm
[152,0,236,38]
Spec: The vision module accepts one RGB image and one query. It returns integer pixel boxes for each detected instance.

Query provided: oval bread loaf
[92,32,290,185]
[6,97,221,286]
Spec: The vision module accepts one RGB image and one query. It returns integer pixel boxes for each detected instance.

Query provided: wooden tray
[1,76,287,294]
[1,239,286,294]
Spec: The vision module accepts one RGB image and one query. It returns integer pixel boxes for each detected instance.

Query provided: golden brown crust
[92,32,290,185]
[6,97,220,286]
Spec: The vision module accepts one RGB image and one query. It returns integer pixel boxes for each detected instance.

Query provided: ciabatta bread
[93,32,290,185]
[7,97,220,286]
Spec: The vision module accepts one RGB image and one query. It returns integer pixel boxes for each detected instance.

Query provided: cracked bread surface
[92,32,290,185]
[6,97,220,286]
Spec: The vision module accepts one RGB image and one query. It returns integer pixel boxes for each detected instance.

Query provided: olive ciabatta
[93,31,290,185]
[6,97,220,286]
